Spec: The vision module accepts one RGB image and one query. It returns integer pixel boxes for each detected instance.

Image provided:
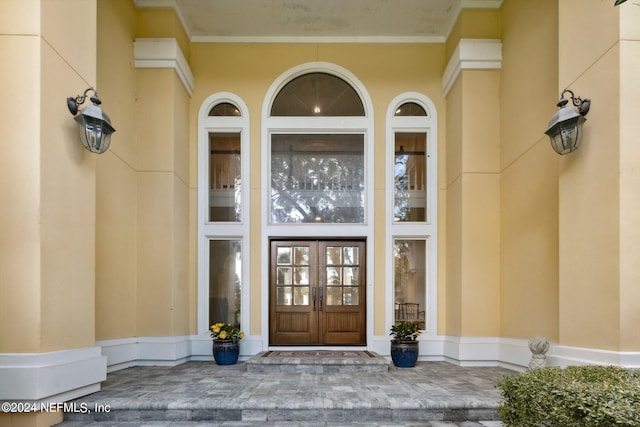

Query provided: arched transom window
[271,72,365,117]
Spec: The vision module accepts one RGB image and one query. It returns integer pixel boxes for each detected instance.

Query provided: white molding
[550,345,640,368]
[133,38,194,96]
[0,347,106,401]
[441,39,502,96]
[95,335,640,372]
[191,35,446,44]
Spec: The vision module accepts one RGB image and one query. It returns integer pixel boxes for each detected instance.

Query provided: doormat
[261,350,376,358]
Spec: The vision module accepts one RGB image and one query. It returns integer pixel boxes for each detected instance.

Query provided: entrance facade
[198,62,438,354]
[269,240,366,345]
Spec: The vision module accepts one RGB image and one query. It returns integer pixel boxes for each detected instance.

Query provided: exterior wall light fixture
[545,89,591,155]
[67,87,115,154]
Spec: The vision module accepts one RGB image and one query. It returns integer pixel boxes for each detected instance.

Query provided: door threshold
[267,346,369,351]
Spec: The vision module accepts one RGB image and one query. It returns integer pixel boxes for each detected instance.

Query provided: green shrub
[497,365,640,426]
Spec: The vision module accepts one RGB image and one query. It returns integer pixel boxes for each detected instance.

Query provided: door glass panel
[277,247,292,264]
[209,133,241,222]
[326,287,342,306]
[326,247,342,265]
[270,134,365,224]
[294,247,309,265]
[343,288,358,305]
[394,132,427,222]
[293,287,309,305]
[343,267,358,286]
[277,267,292,285]
[209,240,241,328]
[326,267,341,286]
[293,267,309,285]
[277,287,292,305]
[343,247,358,265]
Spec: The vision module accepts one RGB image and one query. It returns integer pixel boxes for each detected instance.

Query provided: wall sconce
[67,87,115,154]
[545,89,591,155]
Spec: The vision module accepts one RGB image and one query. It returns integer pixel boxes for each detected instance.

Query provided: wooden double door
[269,240,366,345]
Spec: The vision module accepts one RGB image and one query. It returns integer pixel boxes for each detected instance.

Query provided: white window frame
[197,92,251,337]
[261,62,375,349]
[385,92,438,337]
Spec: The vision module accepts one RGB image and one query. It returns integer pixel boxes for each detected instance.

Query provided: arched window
[209,102,241,117]
[386,93,437,336]
[394,102,427,117]
[198,93,250,337]
[271,72,365,116]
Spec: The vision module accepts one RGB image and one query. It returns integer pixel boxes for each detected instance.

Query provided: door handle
[312,287,316,311]
[319,287,324,311]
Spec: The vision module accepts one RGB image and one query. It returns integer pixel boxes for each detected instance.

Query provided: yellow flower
[239,332,245,339]
[219,331,228,339]
[212,325,220,333]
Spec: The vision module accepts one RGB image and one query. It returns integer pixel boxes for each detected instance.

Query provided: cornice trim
[134,38,194,96]
[442,38,502,96]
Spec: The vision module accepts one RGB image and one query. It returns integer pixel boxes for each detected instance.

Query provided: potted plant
[389,321,421,367]
[210,323,245,365]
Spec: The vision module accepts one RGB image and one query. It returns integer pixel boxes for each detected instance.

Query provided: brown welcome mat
[261,350,376,358]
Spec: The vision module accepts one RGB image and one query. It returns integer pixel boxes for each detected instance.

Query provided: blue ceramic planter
[390,341,419,368]
[212,340,240,365]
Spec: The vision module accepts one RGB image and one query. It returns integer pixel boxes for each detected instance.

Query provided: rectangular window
[270,134,365,223]
[393,239,426,329]
[209,133,241,222]
[209,240,241,328]
[394,133,426,222]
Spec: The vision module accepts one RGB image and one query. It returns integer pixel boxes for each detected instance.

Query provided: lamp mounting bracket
[558,89,591,116]
[67,87,102,116]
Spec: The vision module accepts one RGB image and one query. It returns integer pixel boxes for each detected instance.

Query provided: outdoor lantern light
[545,89,591,155]
[67,87,115,154]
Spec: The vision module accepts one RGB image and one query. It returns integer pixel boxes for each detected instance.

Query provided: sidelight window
[209,240,242,328]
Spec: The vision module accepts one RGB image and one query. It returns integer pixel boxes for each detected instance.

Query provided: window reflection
[271,134,365,223]
[209,240,241,328]
[271,73,365,116]
[209,133,241,222]
[394,133,426,222]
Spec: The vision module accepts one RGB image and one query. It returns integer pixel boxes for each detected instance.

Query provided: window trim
[385,92,438,337]
[198,92,251,337]
[261,62,375,349]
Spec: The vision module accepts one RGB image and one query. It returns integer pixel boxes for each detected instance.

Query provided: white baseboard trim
[96,335,640,372]
[0,347,107,401]
[549,345,640,368]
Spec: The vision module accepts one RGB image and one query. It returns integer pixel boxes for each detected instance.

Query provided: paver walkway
[55,361,513,426]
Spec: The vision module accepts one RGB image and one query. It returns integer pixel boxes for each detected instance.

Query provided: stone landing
[245,350,391,373]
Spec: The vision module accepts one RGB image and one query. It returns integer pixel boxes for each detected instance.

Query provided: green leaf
[615,0,628,6]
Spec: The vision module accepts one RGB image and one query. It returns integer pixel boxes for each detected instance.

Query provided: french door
[269,240,366,345]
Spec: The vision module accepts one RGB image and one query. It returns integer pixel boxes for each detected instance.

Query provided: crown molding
[441,38,502,96]
[133,38,194,96]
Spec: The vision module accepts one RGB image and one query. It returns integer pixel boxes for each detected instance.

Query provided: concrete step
[245,350,391,373]
[61,406,499,425]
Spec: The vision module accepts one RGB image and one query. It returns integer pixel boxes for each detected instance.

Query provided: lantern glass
[74,105,115,154]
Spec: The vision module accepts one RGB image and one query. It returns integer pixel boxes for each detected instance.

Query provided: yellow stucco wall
[619,4,640,352]
[444,69,501,337]
[558,0,622,351]
[0,0,98,353]
[95,0,138,341]
[96,1,192,340]
[445,9,501,61]
[499,0,560,341]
